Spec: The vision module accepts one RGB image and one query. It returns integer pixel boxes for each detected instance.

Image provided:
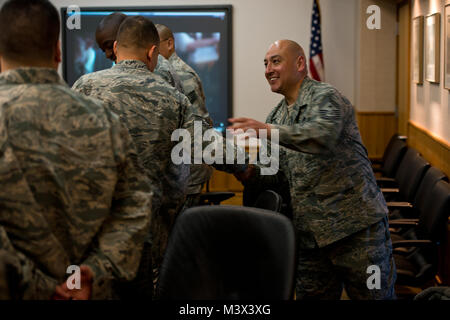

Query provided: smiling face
[264,41,306,98]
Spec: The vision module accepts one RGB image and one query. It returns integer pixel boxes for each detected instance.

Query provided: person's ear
[55,40,62,64]
[147,45,157,60]
[167,37,174,52]
[113,41,118,59]
[297,56,305,73]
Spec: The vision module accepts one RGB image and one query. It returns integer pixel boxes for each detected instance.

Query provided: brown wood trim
[408,120,450,151]
[356,111,396,116]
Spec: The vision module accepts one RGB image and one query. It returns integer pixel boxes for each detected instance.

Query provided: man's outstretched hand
[52,265,94,300]
[228,118,272,138]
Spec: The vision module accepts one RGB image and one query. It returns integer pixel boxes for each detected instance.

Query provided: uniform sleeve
[0,226,58,299]
[270,89,344,154]
[81,112,154,298]
[177,92,248,174]
[0,112,70,281]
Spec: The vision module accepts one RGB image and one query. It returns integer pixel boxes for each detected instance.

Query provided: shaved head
[270,40,306,65]
[264,39,307,103]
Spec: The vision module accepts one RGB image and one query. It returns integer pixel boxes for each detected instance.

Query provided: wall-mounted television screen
[61,6,232,131]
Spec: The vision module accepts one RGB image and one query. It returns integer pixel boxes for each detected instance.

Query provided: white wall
[50,0,358,122]
[411,0,450,143]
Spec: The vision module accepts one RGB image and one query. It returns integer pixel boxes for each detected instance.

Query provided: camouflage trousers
[295,216,397,300]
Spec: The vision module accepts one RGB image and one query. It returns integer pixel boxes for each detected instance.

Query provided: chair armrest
[392,239,433,249]
[381,188,400,194]
[387,201,413,209]
[388,219,419,227]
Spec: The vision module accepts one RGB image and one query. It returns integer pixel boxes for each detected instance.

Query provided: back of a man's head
[155,24,174,42]
[116,16,160,52]
[0,0,60,64]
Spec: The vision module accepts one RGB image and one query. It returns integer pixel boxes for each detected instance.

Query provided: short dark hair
[116,16,160,50]
[96,12,127,40]
[155,24,174,41]
[0,0,60,62]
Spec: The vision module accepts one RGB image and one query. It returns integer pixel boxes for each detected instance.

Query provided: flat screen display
[61,6,232,131]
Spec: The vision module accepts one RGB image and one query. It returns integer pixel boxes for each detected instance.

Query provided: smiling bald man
[229,39,396,300]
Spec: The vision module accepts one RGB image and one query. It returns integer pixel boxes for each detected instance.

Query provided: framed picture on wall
[445,5,450,89]
[413,16,424,84]
[425,13,440,83]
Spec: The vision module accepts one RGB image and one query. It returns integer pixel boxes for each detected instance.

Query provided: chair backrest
[395,149,430,202]
[414,166,448,210]
[253,190,283,213]
[418,180,450,242]
[382,138,408,177]
[156,205,296,300]
[382,134,407,164]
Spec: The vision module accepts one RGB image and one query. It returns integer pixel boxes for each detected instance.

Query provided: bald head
[271,40,306,65]
[264,39,307,103]
[96,12,127,61]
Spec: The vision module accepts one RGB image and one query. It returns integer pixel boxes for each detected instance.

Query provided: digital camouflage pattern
[169,52,213,195]
[154,55,184,94]
[295,217,396,299]
[248,76,389,249]
[0,67,153,299]
[72,60,247,270]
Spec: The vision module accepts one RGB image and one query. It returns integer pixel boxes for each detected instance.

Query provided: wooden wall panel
[356,112,397,159]
[407,121,450,178]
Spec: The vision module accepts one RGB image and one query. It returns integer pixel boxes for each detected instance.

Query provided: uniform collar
[0,67,65,86]
[114,59,150,72]
[168,52,179,63]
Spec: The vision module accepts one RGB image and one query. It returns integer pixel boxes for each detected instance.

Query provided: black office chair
[373,136,408,179]
[379,148,430,203]
[390,180,450,289]
[372,134,407,171]
[156,205,296,300]
[388,166,448,220]
[252,190,283,213]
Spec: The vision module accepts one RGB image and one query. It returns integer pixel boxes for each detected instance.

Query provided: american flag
[309,0,324,81]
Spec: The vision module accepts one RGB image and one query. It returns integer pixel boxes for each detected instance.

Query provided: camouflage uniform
[154,55,184,94]
[169,52,213,202]
[247,76,396,299]
[72,60,246,279]
[0,67,153,299]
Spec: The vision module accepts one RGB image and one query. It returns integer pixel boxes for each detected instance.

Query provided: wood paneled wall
[407,120,450,178]
[356,112,397,159]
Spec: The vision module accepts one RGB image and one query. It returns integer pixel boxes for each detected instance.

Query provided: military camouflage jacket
[169,52,213,194]
[250,77,388,249]
[72,60,246,265]
[155,55,184,94]
[0,68,153,299]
